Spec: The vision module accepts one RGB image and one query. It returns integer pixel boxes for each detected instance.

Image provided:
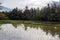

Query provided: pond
[0,24,60,40]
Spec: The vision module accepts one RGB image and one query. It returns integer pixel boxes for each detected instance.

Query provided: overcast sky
[0,0,60,9]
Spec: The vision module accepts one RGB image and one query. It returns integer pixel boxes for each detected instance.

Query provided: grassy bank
[0,20,40,24]
[0,20,60,27]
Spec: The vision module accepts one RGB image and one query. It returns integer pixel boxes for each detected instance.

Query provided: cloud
[2,0,60,9]
[52,0,60,2]
[0,0,3,3]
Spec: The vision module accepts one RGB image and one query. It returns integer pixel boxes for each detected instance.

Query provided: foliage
[0,2,60,22]
[0,12,8,20]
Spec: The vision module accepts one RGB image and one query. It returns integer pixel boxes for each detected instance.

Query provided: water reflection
[40,26,60,37]
[23,23,60,37]
[0,24,60,40]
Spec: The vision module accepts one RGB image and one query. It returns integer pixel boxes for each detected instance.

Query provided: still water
[0,24,60,40]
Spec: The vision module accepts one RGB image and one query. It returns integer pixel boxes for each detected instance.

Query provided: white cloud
[1,0,60,9]
[52,0,60,2]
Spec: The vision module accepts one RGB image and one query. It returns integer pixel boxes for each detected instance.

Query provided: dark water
[0,24,60,40]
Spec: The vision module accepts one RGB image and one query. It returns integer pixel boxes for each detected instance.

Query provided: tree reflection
[40,26,60,37]
[24,27,27,31]
[24,23,60,37]
[0,28,1,30]
[12,23,18,28]
[0,24,3,30]
[0,23,60,38]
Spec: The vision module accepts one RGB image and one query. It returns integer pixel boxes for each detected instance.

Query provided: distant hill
[0,6,11,12]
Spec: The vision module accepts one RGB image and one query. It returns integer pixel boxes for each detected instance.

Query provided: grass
[0,20,31,24]
[0,20,60,27]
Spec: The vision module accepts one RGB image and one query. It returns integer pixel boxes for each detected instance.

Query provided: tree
[8,7,22,20]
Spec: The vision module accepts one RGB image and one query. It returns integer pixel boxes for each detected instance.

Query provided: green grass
[0,20,32,24]
[0,20,60,27]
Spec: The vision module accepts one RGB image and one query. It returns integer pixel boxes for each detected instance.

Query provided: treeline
[0,3,60,22]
